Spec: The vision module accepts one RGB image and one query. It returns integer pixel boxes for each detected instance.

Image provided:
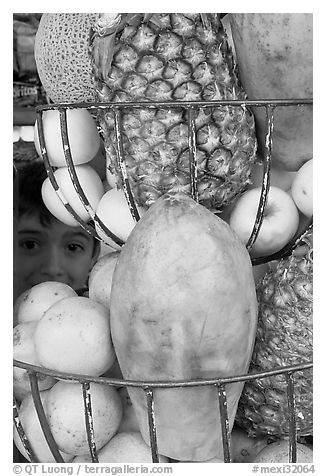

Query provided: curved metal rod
[58,108,96,218]
[13,359,313,388]
[187,107,199,202]
[246,105,274,251]
[113,108,141,223]
[36,109,124,248]
[58,107,124,246]
[13,397,38,462]
[252,220,313,265]
[36,99,313,264]
[82,382,99,463]
[286,373,297,463]
[29,372,64,463]
[35,98,313,112]
[36,110,100,238]
[144,387,159,463]
[217,384,231,463]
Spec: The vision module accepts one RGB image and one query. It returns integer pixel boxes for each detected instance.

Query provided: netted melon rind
[35,13,99,103]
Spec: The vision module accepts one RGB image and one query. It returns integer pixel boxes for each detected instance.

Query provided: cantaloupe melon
[35,13,99,103]
[109,192,258,461]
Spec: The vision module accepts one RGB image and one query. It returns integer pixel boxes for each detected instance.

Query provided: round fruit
[13,390,74,463]
[291,159,313,217]
[230,426,269,463]
[41,164,104,227]
[186,426,270,463]
[13,289,28,327]
[13,322,56,401]
[34,296,115,376]
[46,381,123,455]
[229,186,299,256]
[73,432,169,463]
[88,251,120,309]
[95,188,146,249]
[15,281,76,324]
[34,109,101,167]
[34,13,99,103]
[253,440,313,463]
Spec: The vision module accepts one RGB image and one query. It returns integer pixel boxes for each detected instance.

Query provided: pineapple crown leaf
[95,14,122,36]
[96,13,227,35]
[200,14,210,29]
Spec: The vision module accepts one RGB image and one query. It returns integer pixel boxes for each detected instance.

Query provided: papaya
[109,192,258,461]
[229,13,313,171]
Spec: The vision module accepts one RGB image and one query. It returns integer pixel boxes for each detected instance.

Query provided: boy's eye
[20,240,40,251]
[66,243,84,252]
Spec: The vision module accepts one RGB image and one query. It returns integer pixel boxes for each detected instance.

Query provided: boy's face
[14,214,99,300]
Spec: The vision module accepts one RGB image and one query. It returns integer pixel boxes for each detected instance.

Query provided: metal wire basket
[13,97,313,464]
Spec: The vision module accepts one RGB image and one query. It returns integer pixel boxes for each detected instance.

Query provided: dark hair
[18,160,55,226]
[17,160,100,253]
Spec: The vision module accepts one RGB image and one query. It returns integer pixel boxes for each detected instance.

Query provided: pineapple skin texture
[91,13,257,211]
[236,229,313,438]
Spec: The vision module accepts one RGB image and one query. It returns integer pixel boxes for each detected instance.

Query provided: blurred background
[13,13,48,167]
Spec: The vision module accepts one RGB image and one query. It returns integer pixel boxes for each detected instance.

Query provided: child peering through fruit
[13,160,101,311]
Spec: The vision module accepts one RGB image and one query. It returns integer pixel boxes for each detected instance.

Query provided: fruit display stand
[13,97,313,463]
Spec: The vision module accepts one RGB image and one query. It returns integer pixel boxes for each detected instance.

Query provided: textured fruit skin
[91,13,257,211]
[34,296,115,376]
[15,281,77,324]
[290,159,313,218]
[230,425,269,463]
[13,322,56,402]
[35,13,99,102]
[236,228,313,438]
[46,381,123,455]
[253,440,313,463]
[230,13,312,171]
[110,192,258,461]
[94,189,146,248]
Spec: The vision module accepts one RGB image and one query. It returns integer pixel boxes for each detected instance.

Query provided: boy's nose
[41,247,67,281]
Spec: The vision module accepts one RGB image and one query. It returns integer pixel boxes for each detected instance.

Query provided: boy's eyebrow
[63,231,94,242]
[18,229,44,235]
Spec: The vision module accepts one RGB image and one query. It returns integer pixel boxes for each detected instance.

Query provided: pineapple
[91,13,257,211]
[236,227,313,438]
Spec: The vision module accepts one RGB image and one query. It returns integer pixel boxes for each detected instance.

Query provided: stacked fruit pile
[14,13,313,464]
